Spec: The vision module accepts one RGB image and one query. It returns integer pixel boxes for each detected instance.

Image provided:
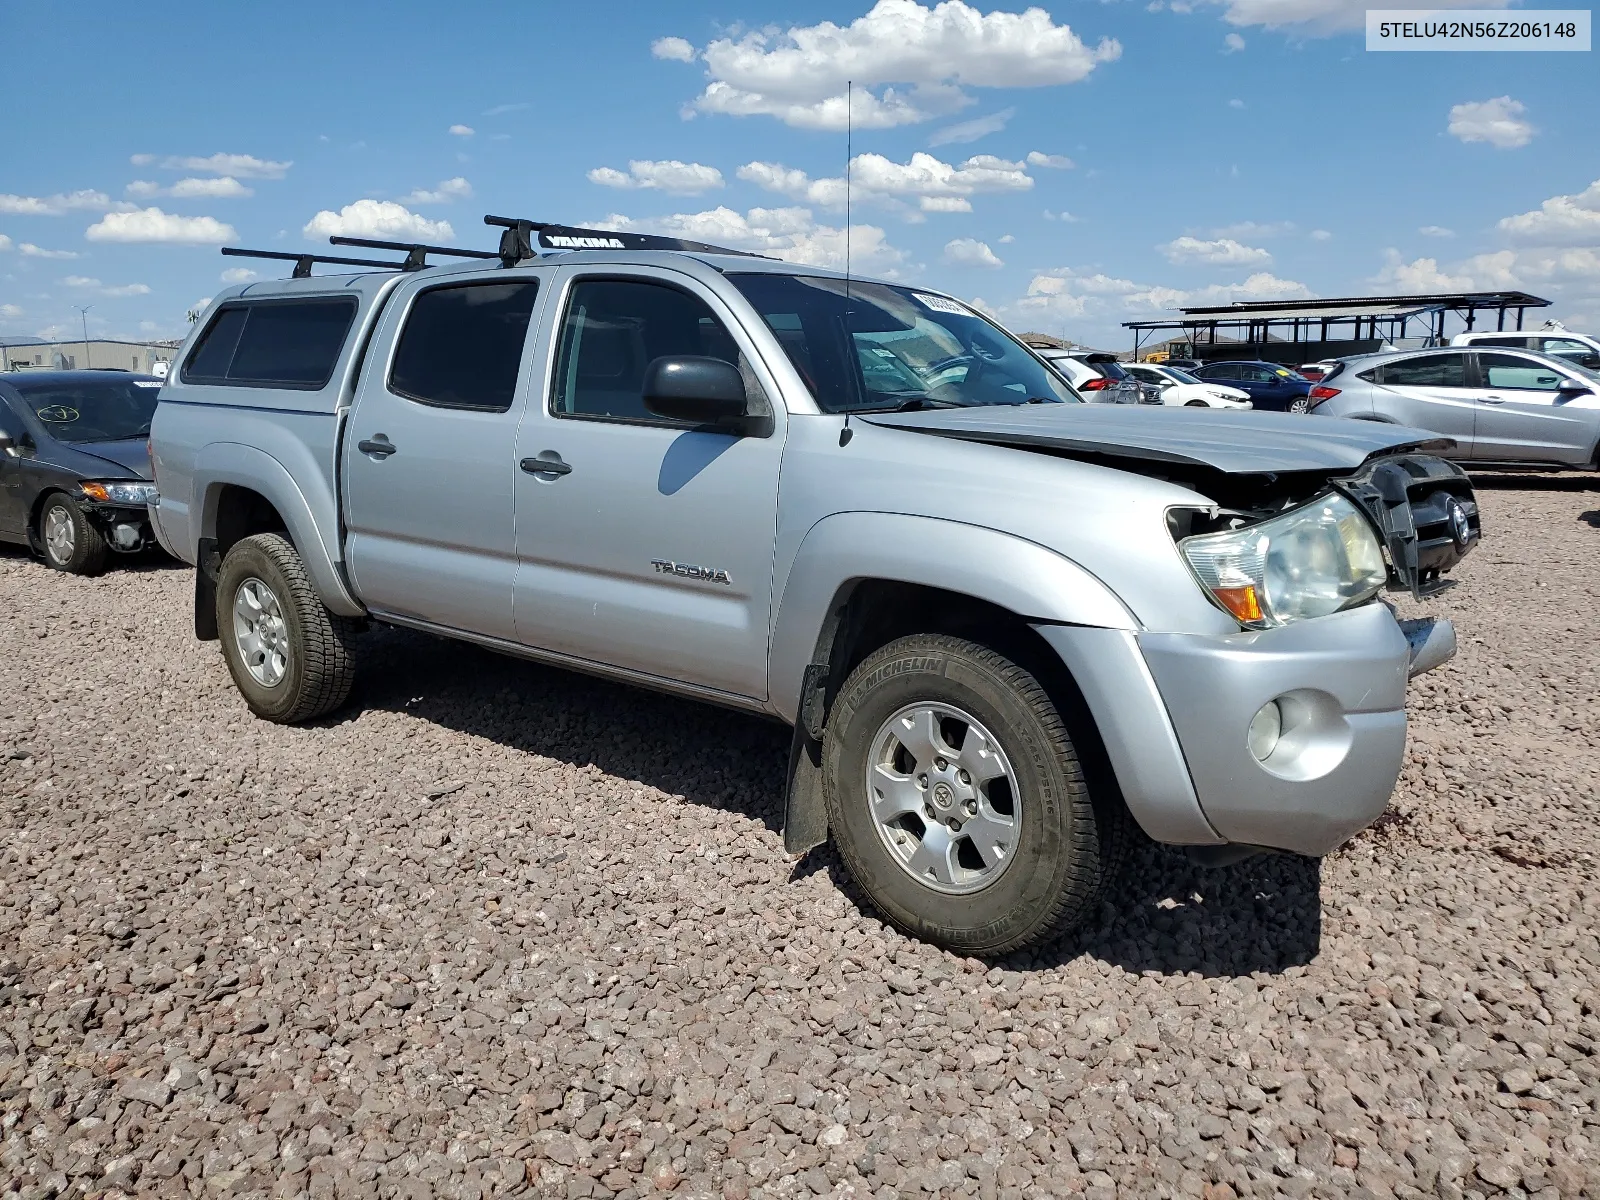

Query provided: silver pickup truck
[148,217,1479,956]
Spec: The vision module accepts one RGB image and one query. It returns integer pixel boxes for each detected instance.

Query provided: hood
[59,437,152,480]
[860,404,1449,475]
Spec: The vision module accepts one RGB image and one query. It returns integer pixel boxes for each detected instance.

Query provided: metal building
[1123,290,1552,365]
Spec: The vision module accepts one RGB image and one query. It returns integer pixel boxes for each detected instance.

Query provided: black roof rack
[484,214,766,263]
[221,247,408,278]
[327,235,500,270]
[222,214,769,280]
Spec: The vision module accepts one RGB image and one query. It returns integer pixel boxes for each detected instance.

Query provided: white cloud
[997,234,1014,244]
[303,200,454,242]
[85,207,237,244]
[171,176,254,199]
[1223,32,1246,50]
[739,150,1033,213]
[1010,266,1310,332]
[481,102,529,116]
[664,0,1121,130]
[127,177,254,200]
[400,177,474,205]
[1497,179,1600,244]
[220,267,259,283]
[0,190,123,216]
[62,275,151,298]
[1026,151,1074,170]
[449,124,475,137]
[18,243,78,259]
[929,108,1015,146]
[1448,96,1534,149]
[1200,0,1508,33]
[586,160,725,195]
[943,237,1003,268]
[1161,235,1271,266]
[651,35,697,62]
[0,303,22,320]
[1311,229,1332,241]
[1372,250,1479,292]
[595,206,905,275]
[1419,225,1455,238]
[0,234,10,251]
[137,152,291,179]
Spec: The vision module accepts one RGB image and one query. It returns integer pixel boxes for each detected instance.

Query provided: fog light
[111,524,141,550]
[1248,701,1283,762]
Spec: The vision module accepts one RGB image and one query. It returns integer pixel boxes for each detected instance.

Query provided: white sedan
[1125,363,1253,409]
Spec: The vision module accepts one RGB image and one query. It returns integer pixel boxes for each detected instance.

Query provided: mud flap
[782,727,829,856]
[194,537,220,641]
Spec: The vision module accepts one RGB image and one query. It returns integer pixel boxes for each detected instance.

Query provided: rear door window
[388,281,540,412]
[1473,335,1532,349]
[1379,353,1468,388]
[183,298,357,389]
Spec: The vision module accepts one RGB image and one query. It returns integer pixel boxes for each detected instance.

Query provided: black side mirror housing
[642,356,770,436]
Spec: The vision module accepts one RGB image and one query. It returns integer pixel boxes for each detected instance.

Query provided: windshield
[728,274,1079,412]
[10,376,161,443]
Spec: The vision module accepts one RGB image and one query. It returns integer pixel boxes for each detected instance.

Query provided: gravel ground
[2,476,1598,1200]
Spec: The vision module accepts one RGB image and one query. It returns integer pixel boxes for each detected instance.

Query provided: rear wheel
[39,494,109,576]
[1288,396,1312,414]
[216,533,358,723]
[823,634,1126,956]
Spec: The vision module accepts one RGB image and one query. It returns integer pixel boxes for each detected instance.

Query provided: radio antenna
[841,79,856,447]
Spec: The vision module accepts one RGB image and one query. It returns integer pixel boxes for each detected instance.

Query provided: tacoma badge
[651,559,732,585]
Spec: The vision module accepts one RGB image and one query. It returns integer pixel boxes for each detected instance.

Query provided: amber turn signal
[1212,585,1264,623]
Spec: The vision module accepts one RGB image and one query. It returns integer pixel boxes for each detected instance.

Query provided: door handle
[520,454,572,477]
[358,435,397,457]
[1480,394,1506,404]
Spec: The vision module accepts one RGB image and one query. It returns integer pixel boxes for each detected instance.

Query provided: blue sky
[3,0,1596,351]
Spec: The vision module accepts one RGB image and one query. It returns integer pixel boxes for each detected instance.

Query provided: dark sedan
[0,371,161,574]
[1193,360,1315,412]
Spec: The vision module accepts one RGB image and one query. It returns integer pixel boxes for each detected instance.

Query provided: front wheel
[823,634,1127,956]
[1184,399,1209,408]
[215,533,358,723]
[39,494,109,576]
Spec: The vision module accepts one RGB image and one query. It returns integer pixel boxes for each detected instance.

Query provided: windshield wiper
[854,396,964,413]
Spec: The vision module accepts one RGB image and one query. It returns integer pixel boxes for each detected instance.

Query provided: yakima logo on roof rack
[546,235,626,250]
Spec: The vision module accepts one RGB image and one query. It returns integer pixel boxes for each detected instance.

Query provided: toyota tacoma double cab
[147,217,1480,955]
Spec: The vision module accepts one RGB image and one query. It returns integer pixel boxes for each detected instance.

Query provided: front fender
[194,442,363,617]
[767,511,1137,724]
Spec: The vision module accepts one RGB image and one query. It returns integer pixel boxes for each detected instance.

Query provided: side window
[551,278,749,422]
[1379,353,1468,388]
[1205,364,1236,380]
[1474,335,1531,349]
[389,281,540,412]
[182,298,357,389]
[1479,352,1568,391]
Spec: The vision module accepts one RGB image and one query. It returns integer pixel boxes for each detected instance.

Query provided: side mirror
[642,356,767,435]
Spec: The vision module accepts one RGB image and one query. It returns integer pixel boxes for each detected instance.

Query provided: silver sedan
[1307,345,1600,469]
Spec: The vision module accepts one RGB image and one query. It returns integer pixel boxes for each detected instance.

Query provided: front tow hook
[1400,617,1457,678]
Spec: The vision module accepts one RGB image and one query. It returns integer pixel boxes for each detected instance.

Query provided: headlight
[1207,390,1238,401]
[80,481,158,505]
[1179,493,1387,627]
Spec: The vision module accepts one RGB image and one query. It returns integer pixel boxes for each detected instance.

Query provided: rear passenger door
[509,266,785,701]
[343,272,546,641]
[1470,351,1595,464]
[1371,352,1477,454]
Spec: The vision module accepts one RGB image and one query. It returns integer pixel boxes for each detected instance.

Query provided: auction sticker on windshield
[912,293,972,315]
[1367,9,1590,49]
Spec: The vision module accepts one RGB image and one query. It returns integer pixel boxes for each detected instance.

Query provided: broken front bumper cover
[1399,616,1456,679]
